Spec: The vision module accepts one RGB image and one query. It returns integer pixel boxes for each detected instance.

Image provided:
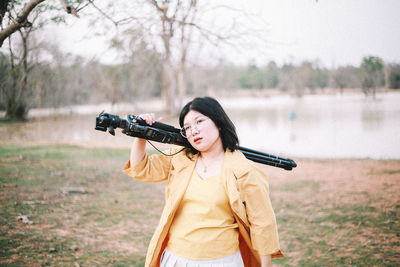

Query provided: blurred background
[1,1,400,266]
[1,0,399,159]
[0,0,400,159]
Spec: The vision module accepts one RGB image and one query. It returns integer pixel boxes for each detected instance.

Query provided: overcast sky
[248,0,400,67]
[55,0,400,67]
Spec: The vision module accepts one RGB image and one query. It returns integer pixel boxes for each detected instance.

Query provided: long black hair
[179,97,239,157]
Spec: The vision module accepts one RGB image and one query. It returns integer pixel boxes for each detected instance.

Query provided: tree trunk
[176,61,185,113]
[0,0,46,47]
[161,60,175,115]
[5,30,30,120]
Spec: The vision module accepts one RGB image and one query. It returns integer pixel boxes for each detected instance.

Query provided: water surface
[221,92,399,159]
[1,92,399,159]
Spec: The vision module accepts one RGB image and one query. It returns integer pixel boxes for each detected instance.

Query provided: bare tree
[332,66,361,94]
[147,0,200,114]
[0,0,83,47]
[0,0,96,119]
[0,0,45,47]
[3,7,43,119]
[1,0,84,118]
[136,1,269,113]
[94,0,270,113]
[2,0,271,116]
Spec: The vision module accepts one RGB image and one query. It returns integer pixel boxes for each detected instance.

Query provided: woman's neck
[197,141,225,179]
[199,140,224,161]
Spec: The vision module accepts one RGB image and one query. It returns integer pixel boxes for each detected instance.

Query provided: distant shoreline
[0,89,397,119]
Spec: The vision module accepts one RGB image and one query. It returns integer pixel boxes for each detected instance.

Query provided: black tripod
[95,112,297,171]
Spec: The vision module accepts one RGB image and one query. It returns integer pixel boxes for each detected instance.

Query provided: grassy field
[0,145,399,266]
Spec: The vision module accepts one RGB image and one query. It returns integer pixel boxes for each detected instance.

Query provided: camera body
[95,112,189,147]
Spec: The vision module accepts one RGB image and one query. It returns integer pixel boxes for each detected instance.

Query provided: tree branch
[87,0,119,27]
[59,0,80,18]
[0,0,45,47]
[0,0,83,47]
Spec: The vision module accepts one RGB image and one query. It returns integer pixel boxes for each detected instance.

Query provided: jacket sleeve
[238,167,283,257]
[123,148,176,183]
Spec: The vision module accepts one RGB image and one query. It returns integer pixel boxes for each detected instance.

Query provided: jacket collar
[222,149,252,227]
[223,149,253,179]
[171,149,198,171]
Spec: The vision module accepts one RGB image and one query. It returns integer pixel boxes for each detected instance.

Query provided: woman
[124,97,283,267]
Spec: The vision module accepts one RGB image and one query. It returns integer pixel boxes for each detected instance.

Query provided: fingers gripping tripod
[95,112,297,171]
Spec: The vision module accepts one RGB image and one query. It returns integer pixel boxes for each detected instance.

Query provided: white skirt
[160,247,245,267]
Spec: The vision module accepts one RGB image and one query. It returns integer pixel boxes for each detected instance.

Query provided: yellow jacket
[123,148,283,267]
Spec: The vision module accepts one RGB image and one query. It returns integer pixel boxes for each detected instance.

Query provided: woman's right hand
[138,113,156,125]
[130,113,162,167]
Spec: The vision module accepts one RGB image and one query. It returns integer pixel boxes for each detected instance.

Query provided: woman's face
[183,110,222,153]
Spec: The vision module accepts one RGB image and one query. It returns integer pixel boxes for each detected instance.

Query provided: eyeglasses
[180,117,210,138]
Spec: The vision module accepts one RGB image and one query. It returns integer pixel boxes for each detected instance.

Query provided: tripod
[95,112,297,171]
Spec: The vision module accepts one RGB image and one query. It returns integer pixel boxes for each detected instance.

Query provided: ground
[0,145,399,266]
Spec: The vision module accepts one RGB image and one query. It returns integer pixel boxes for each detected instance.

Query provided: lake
[1,92,399,159]
[222,92,400,159]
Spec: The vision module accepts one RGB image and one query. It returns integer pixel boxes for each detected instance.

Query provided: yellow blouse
[167,171,239,260]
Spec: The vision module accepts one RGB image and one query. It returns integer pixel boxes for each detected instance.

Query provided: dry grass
[262,158,400,266]
[1,145,399,266]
